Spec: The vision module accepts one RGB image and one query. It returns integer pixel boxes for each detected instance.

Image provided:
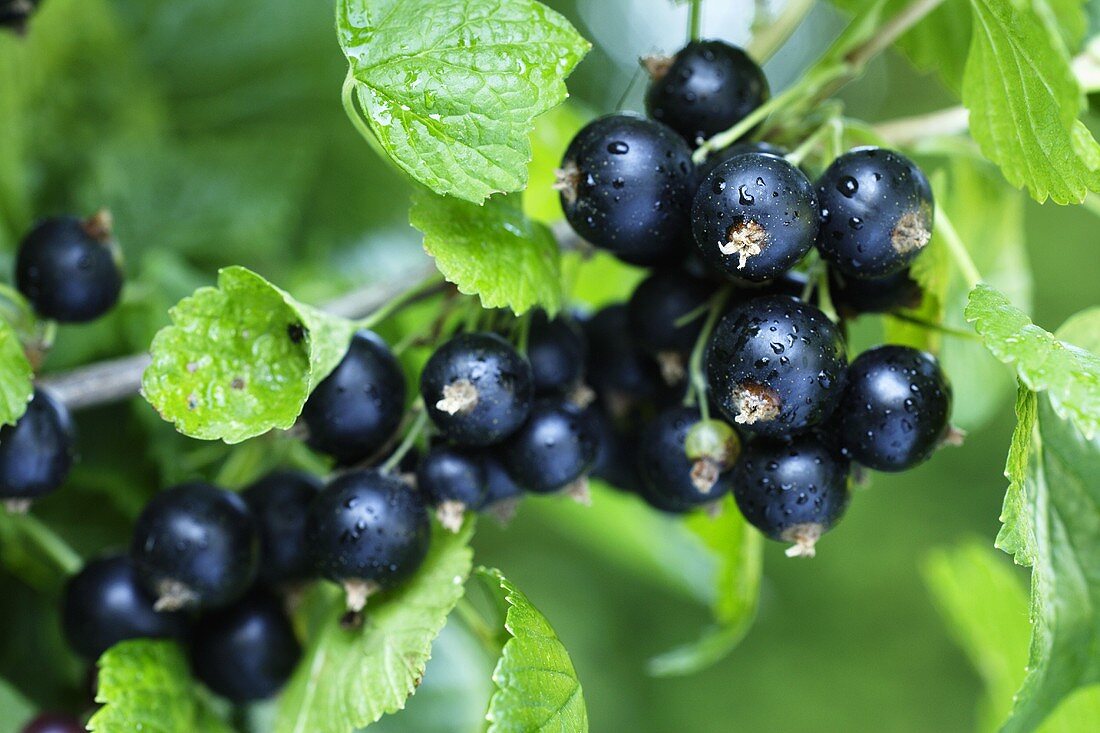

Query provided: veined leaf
[0,318,33,428]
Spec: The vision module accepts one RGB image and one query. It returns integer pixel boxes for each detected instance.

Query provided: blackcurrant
[189,589,301,703]
[420,332,532,447]
[15,212,123,323]
[627,270,716,381]
[526,311,587,395]
[816,147,934,278]
[692,153,819,282]
[301,330,406,464]
[637,407,738,513]
[20,714,83,733]
[0,389,75,507]
[837,345,952,471]
[829,267,922,317]
[306,470,430,611]
[503,398,598,494]
[130,482,259,611]
[475,452,525,512]
[644,40,769,146]
[242,470,322,587]
[733,432,851,557]
[584,405,641,493]
[582,305,661,407]
[698,141,787,180]
[557,114,695,266]
[706,295,846,437]
[61,555,189,661]
[416,445,487,531]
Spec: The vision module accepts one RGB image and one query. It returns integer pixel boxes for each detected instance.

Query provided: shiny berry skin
[584,405,641,493]
[816,147,934,278]
[301,330,406,464]
[503,399,598,493]
[475,452,524,510]
[692,153,819,282]
[15,213,123,323]
[733,433,851,556]
[627,270,716,356]
[0,389,75,503]
[830,267,922,317]
[306,470,430,590]
[421,333,533,447]
[61,555,189,661]
[130,483,259,611]
[242,471,322,587]
[706,295,847,437]
[416,445,487,509]
[526,311,586,394]
[189,589,301,703]
[698,141,787,180]
[558,114,695,266]
[837,345,951,471]
[582,305,661,402]
[20,714,83,733]
[637,406,734,512]
[645,40,769,146]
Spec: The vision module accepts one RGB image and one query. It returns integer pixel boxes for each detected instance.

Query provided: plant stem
[873,106,969,145]
[786,115,843,167]
[11,512,82,575]
[380,407,428,473]
[454,597,500,656]
[688,0,703,41]
[844,0,946,69]
[684,286,732,419]
[747,0,815,63]
[341,73,402,175]
[936,207,983,289]
[887,312,981,341]
[358,274,446,330]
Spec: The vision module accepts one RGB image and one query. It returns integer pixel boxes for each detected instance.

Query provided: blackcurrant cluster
[553,39,953,556]
[0,0,38,34]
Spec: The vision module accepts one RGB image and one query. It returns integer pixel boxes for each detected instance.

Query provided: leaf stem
[887,312,981,341]
[684,286,732,419]
[454,597,500,656]
[747,0,815,62]
[380,406,429,474]
[936,207,983,290]
[358,274,446,331]
[786,114,844,167]
[341,73,403,176]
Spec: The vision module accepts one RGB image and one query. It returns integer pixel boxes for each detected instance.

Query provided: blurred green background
[1,0,1098,731]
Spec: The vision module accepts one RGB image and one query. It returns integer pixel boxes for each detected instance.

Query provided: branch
[844,0,946,69]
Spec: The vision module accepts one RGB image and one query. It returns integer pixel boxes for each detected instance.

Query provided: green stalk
[380,407,429,473]
[684,286,732,420]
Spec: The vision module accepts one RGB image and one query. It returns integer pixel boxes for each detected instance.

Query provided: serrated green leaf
[337,0,590,203]
[410,191,562,315]
[965,285,1100,438]
[274,521,474,733]
[0,676,34,733]
[0,319,33,428]
[963,0,1100,203]
[477,567,588,733]
[142,266,356,444]
[88,640,234,733]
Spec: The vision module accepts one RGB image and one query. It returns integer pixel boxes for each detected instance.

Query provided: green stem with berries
[380,406,429,474]
[684,286,732,420]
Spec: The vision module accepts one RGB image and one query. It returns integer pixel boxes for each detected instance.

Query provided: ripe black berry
[61,555,189,661]
[733,433,851,557]
[637,407,738,512]
[584,405,641,493]
[627,270,716,381]
[837,345,951,471]
[242,470,322,587]
[416,445,487,531]
[692,153,819,282]
[130,482,259,611]
[503,398,598,494]
[20,714,83,733]
[829,267,922,317]
[706,295,846,437]
[582,305,661,406]
[15,212,123,323]
[306,470,430,611]
[421,332,532,447]
[698,141,787,180]
[1,0,38,34]
[644,40,769,146]
[557,114,695,266]
[475,452,525,512]
[189,589,301,703]
[0,389,75,507]
[526,311,587,395]
[816,147,934,278]
[301,330,406,464]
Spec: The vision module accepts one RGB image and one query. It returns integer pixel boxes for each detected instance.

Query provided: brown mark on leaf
[187,393,199,410]
[718,219,767,269]
[231,377,245,390]
[287,323,305,344]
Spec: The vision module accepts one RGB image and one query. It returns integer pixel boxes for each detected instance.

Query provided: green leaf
[142,266,356,444]
[337,0,590,203]
[0,318,33,428]
[477,567,588,733]
[0,676,34,733]
[965,284,1100,439]
[275,521,474,733]
[962,0,1100,203]
[410,191,562,315]
[88,640,233,733]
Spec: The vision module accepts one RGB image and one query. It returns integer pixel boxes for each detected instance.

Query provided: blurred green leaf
[142,267,356,444]
[275,521,474,733]
[477,567,588,733]
[0,318,32,427]
[337,0,590,203]
[411,192,562,315]
[0,676,34,733]
[88,640,233,733]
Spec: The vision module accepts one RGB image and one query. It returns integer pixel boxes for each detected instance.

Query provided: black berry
[526,311,587,395]
[301,330,406,464]
[698,141,787,180]
[130,482,259,611]
[692,153,818,282]
[20,714,83,733]
[557,114,695,266]
[837,345,951,471]
[637,407,738,513]
[306,470,430,611]
[816,147,934,278]
[242,470,322,587]
[584,405,641,493]
[1,0,38,35]
[421,332,532,447]
[61,555,189,661]
[706,295,847,437]
[644,40,769,146]
[829,267,922,317]
[0,389,75,506]
[503,398,597,494]
[627,270,716,378]
[733,433,851,557]
[416,445,487,531]
[582,305,661,406]
[189,589,301,703]
[474,452,525,512]
[15,212,123,323]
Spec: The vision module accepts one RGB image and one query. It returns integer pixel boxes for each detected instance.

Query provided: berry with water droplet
[242,470,322,587]
[503,398,598,494]
[637,407,738,513]
[0,389,75,506]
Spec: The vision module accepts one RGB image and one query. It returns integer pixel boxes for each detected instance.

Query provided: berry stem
[747,0,814,63]
[786,113,844,167]
[688,0,703,41]
[935,206,983,290]
[357,274,447,331]
[886,312,982,341]
[380,406,429,474]
[844,0,947,70]
[2,510,82,576]
[684,286,732,419]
